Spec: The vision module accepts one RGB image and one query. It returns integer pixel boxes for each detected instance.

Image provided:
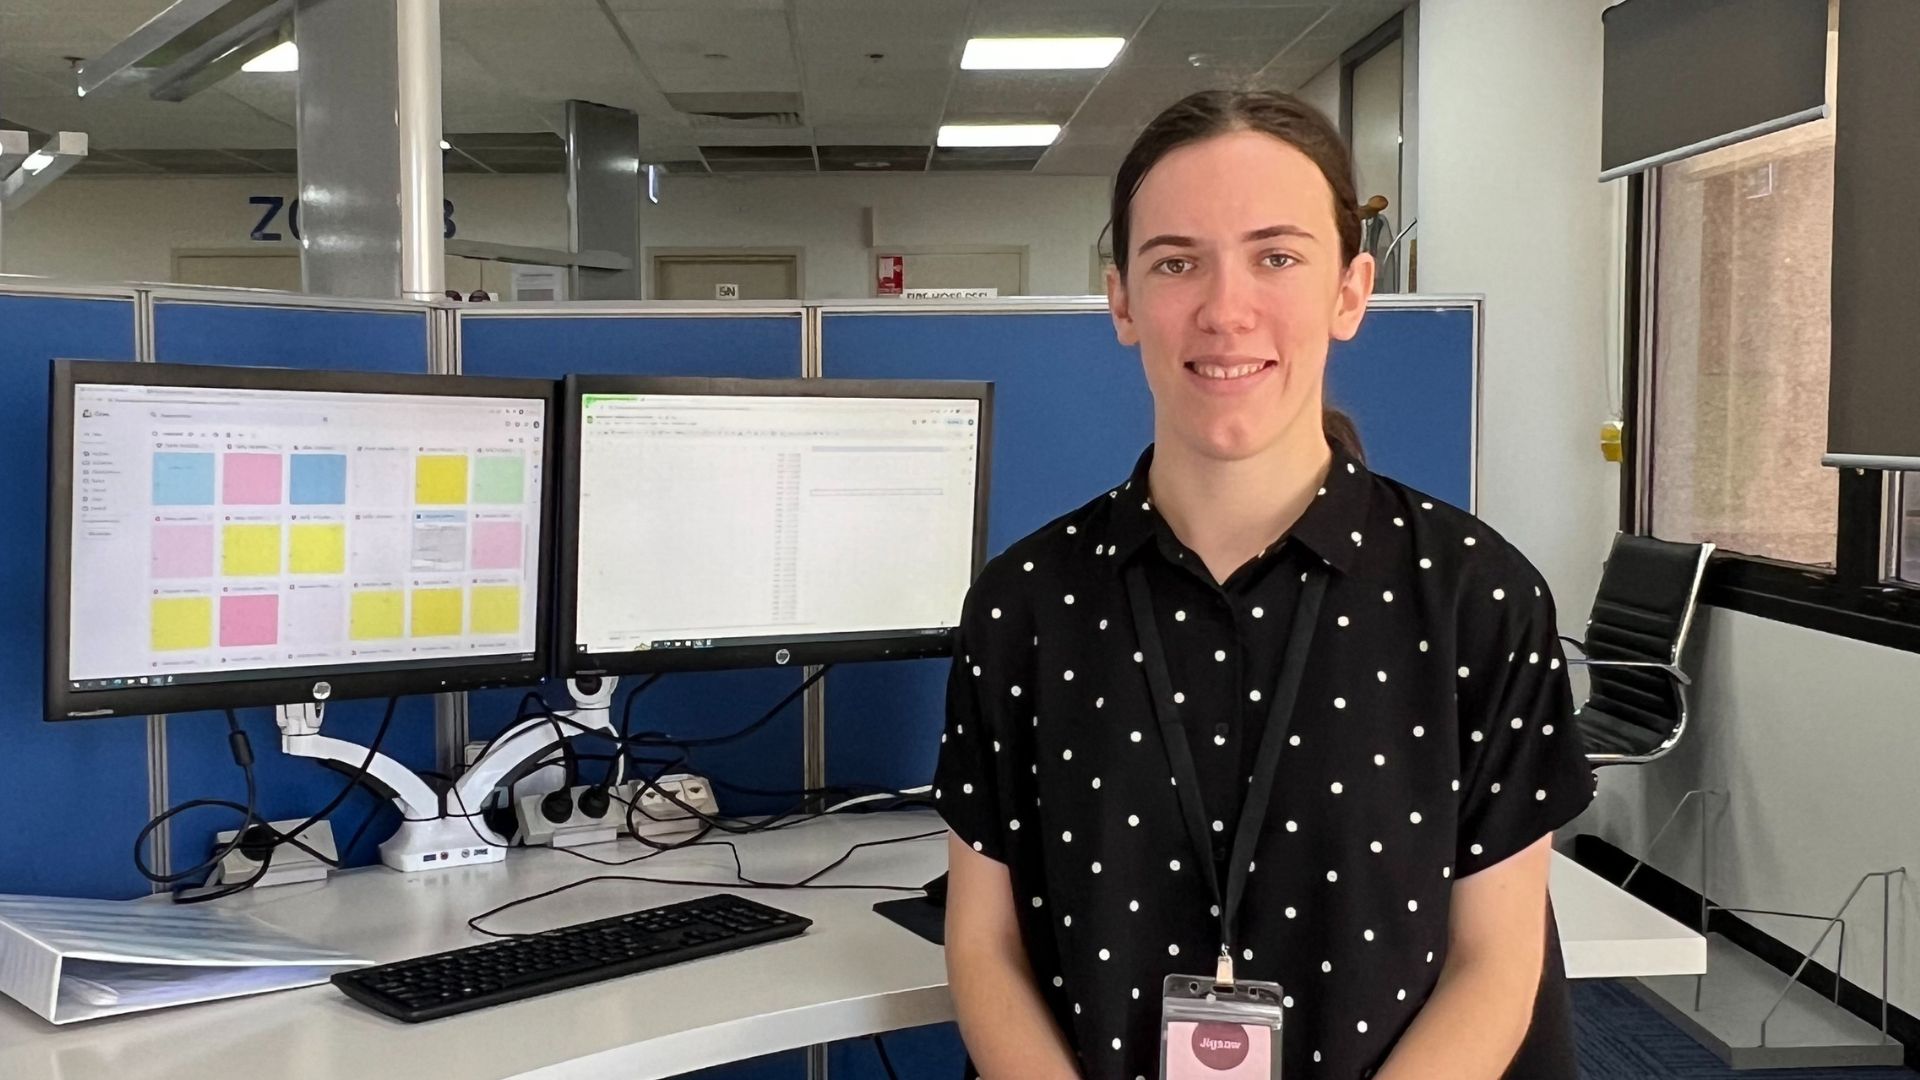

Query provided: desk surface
[0,813,1704,1080]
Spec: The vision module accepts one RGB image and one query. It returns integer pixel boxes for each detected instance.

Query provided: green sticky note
[472,455,524,504]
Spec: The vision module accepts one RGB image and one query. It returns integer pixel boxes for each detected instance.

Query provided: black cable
[872,1035,902,1080]
[623,665,832,751]
[464,825,944,939]
[168,697,404,903]
[133,711,258,887]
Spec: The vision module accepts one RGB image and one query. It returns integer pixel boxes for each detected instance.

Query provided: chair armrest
[1563,657,1693,686]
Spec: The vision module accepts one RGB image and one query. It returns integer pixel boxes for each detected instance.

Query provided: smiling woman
[1106,93,1372,472]
[936,90,1593,1080]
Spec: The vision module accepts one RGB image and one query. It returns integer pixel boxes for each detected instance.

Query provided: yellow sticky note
[411,588,463,637]
[415,455,469,505]
[151,596,213,652]
[289,523,346,574]
[221,524,281,576]
[349,590,404,641]
[469,585,520,635]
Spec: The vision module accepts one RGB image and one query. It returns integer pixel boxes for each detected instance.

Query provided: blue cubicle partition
[456,307,812,812]
[0,287,150,899]
[817,298,1480,797]
[151,293,440,872]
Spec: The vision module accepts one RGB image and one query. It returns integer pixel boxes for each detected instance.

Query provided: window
[1897,476,1920,587]
[1630,2,1920,654]
[1647,119,1837,567]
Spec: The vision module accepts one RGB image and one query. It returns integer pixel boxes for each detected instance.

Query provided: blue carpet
[1574,980,1916,1079]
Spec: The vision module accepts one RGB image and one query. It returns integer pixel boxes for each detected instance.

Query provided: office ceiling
[0,0,1410,178]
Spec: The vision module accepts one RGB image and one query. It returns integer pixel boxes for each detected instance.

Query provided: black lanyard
[1124,561,1327,986]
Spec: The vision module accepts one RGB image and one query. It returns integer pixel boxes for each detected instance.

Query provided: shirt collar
[1099,444,1372,577]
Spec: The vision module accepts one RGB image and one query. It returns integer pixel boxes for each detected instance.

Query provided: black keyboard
[331,893,812,1022]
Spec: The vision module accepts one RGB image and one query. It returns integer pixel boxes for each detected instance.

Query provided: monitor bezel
[45,359,560,721]
[557,374,993,677]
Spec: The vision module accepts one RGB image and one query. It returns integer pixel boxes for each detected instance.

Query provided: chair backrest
[1582,534,1712,742]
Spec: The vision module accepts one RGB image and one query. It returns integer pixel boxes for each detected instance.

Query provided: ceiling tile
[943,70,1098,124]
[816,144,928,172]
[613,7,799,94]
[967,0,1158,38]
[930,145,1045,172]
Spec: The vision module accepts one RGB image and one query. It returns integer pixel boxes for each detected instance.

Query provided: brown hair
[1109,90,1366,463]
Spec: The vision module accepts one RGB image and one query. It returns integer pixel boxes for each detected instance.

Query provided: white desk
[0,813,1703,1080]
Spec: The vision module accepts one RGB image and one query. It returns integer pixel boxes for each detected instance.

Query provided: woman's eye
[1153,257,1194,275]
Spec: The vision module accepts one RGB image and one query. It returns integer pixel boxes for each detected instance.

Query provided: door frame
[170,247,304,288]
[645,246,807,301]
[870,244,1030,298]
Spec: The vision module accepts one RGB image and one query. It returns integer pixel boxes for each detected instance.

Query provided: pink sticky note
[470,520,524,571]
[222,453,283,505]
[219,593,279,648]
[151,523,215,579]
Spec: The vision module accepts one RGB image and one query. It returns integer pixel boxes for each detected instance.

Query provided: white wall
[1416,0,1618,620]
[1415,0,1920,1021]
[642,173,1110,299]
[1586,609,1920,1015]
[1298,59,1341,125]
[0,175,569,284]
[0,171,1111,300]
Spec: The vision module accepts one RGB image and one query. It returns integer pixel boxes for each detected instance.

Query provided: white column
[396,0,445,302]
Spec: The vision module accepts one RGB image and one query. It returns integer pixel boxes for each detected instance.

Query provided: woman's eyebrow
[1135,224,1317,256]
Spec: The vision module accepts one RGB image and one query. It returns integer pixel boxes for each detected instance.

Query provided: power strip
[209,818,337,888]
[612,773,718,845]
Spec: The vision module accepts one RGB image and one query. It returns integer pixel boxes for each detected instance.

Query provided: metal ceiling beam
[0,130,30,180]
[147,5,293,103]
[74,0,290,101]
[0,132,90,209]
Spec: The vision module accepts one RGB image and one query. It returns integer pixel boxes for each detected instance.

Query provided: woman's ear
[1330,252,1376,343]
[1106,265,1140,347]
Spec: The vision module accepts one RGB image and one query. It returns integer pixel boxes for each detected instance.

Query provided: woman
[933,90,1595,1079]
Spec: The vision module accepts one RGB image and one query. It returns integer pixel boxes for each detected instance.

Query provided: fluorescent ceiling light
[22,151,54,174]
[962,37,1126,70]
[938,124,1062,148]
[242,40,298,73]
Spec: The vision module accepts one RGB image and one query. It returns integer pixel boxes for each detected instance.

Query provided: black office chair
[1564,533,1714,765]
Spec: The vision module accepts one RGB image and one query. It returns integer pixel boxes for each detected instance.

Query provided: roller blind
[1600,0,1829,181]
[1823,0,1920,469]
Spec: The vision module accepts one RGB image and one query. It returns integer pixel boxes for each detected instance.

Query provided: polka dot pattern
[928,447,1595,1079]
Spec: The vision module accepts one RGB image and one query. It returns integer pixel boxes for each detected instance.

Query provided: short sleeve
[1453,571,1596,877]
[933,585,1028,864]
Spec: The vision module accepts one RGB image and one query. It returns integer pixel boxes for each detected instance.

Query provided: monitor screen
[561,377,990,674]
[46,361,556,720]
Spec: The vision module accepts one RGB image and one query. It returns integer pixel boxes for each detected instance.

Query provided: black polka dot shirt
[934,446,1596,1079]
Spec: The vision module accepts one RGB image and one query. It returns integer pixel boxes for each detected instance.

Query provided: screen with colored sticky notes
[415,455,470,506]
[289,523,347,575]
[56,368,550,716]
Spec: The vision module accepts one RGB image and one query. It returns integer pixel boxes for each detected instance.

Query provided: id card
[1160,974,1283,1079]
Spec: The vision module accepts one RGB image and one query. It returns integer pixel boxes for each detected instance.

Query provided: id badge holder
[1159,972,1284,1080]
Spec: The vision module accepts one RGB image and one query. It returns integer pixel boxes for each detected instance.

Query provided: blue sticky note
[151,452,215,506]
[290,453,348,505]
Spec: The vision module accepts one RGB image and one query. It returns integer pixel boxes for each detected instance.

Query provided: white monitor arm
[275,676,619,873]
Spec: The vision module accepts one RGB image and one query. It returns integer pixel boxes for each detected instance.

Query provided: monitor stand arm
[274,676,619,874]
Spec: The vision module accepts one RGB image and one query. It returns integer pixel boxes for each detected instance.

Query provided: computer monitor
[559,376,991,674]
[45,360,557,720]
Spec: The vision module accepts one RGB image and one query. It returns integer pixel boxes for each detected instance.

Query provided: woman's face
[1107,129,1374,463]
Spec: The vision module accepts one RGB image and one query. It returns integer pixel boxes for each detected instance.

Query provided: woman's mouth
[1185,359,1277,380]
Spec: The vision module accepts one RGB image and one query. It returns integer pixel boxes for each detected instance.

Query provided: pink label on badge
[1167,1021,1272,1077]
